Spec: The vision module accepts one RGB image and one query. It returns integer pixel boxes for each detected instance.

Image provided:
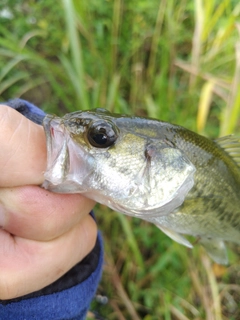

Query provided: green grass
[1,0,240,319]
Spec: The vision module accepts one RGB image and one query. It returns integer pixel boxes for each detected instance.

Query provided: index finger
[0,105,46,187]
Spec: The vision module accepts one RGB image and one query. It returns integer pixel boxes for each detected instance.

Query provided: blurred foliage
[1,0,240,319]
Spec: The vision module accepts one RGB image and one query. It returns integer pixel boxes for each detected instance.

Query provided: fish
[42,108,240,264]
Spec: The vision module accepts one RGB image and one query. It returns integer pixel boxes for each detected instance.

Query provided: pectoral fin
[156,224,193,248]
[200,238,228,265]
[155,224,228,265]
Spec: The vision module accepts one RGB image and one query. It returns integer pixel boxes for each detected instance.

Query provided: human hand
[0,106,97,299]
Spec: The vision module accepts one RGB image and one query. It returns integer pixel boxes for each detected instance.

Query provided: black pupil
[92,130,107,145]
[87,121,117,148]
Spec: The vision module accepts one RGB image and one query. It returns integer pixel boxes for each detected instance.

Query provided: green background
[0,0,240,318]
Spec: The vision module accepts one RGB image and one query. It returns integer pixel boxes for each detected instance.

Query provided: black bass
[43,109,240,264]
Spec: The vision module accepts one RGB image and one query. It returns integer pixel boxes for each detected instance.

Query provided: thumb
[0,105,46,187]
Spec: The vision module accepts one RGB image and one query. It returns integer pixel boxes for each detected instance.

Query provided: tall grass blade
[110,0,122,77]
[15,79,47,98]
[190,0,204,87]
[0,57,25,82]
[197,80,215,133]
[147,0,166,86]
[201,254,222,320]
[106,74,121,112]
[0,72,28,95]
[220,26,240,135]
[202,0,230,42]
[61,0,89,109]
[59,54,87,111]
[116,214,144,269]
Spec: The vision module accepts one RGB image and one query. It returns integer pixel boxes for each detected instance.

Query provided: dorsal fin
[215,135,240,167]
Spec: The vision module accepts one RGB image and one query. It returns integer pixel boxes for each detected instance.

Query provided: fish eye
[87,120,118,148]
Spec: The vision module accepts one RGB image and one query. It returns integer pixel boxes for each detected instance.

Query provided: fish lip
[42,114,70,187]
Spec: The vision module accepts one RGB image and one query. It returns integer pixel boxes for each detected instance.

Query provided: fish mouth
[42,114,95,193]
[42,114,70,187]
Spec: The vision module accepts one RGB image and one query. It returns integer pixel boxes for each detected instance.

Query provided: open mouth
[42,115,70,186]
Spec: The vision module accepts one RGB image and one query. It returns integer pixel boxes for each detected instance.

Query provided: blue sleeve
[0,234,103,320]
[0,99,104,320]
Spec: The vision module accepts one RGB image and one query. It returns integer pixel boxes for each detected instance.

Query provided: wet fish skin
[43,109,240,264]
